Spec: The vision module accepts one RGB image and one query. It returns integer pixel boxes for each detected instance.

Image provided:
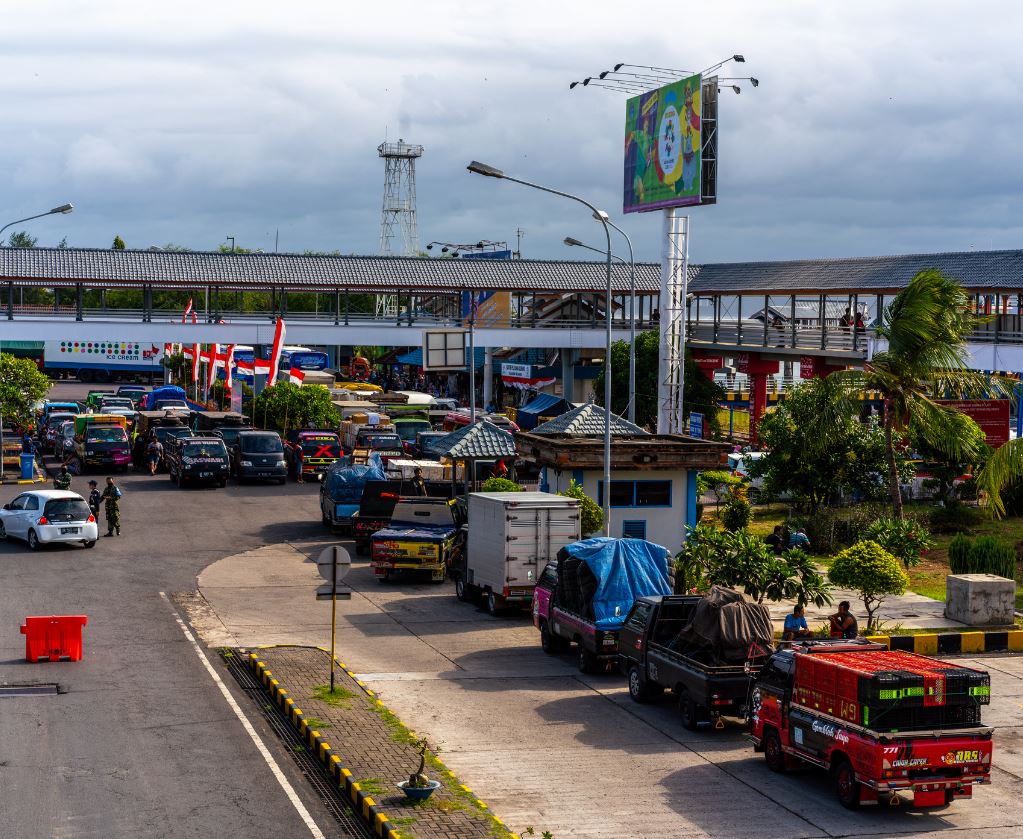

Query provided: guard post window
[597,480,672,508]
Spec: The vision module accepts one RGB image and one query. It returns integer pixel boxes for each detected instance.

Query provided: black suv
[231,431,287,484]
[165,436,231,488]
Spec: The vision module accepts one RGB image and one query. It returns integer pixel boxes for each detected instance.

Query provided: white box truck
[457,492,581,615]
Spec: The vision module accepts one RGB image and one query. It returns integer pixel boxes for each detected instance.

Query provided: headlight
[240,460,253,467]
[85,449,94,456]
[277,459,286,466]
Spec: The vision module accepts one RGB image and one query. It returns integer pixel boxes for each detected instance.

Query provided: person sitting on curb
[783,605,814,642]
[788,527,811,550]
[829,601,859,639]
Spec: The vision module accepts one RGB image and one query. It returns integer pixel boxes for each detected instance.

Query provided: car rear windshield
[182,442,227,458]
[394,421,432,441]
[242,435,283,453]
[87,427,127,442]
[364,435,402,449]
[44,498,91,522]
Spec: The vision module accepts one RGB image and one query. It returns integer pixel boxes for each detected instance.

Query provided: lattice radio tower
[377,139,423,316]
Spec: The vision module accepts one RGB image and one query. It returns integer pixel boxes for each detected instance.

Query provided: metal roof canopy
[516,431,729,472]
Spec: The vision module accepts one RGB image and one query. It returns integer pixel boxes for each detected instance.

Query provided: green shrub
[721,496,751,531]
[970,536,1016,579]
[828,540,909,631]
[558,480,603,537]
[860,517,933,568]
[928,502,982,534]
[480,476,523,493]
[948,533,972,574]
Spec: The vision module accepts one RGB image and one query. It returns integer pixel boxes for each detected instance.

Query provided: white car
[0,490,98,550]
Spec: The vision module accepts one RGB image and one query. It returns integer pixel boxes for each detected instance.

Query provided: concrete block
[944,574,1016,627]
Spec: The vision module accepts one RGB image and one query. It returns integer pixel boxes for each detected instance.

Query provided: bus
[275,346,329,371]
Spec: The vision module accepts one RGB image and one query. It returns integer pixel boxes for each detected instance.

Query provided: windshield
[242,435,283,453]
[156,400,188,409]
[394,421,431,442]
[87,428,128,442]
[156,427,192,441]
[301,437,341,456]
[44,498,92,522]
[47,414,74,428]
[183,442,227,458]
[287,351,329,370]
[364,435,402,450]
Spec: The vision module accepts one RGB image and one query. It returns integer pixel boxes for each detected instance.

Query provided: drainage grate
[0,683,60,697]
[220,650,374,839]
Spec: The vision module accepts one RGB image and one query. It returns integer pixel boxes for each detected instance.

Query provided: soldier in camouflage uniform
[101,476,121,536]
[52,465,72,491]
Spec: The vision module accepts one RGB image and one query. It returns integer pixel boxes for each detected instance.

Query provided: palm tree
[978,435,1023,517]
[827,270,1003,518]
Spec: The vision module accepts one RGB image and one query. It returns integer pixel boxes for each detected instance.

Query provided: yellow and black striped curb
[246,649,517,839]
[866,630,1023,656]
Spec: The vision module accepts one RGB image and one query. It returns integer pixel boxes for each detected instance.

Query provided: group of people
[764,524,810,554]
[51,466,123,537]
[782,601,859,643]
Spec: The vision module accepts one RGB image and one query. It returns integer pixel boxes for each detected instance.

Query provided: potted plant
[397,738,441,801]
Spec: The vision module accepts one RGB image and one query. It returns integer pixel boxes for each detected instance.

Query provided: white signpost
[315,544,352,691]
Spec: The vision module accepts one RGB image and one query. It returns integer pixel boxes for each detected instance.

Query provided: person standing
[101,476,121,537]
[87,480,102,520]
[410,466,427,497]
[53,464,72,491]
[146,434,164,476]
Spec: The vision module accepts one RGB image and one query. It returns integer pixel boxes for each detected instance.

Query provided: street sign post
[315,544,352,691]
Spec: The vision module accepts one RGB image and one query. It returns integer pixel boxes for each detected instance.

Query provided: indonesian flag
[268,317,286,384]
[182,298,197,324]
[253,359,271,377]
[207,343,220,390]
[223,344,236,390]
[289,367,305,385]
[236,359,254,377]
[191,343,200,383]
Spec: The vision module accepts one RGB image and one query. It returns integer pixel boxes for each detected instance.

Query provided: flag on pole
[288,367,305,385]
[182,298,197,324]
[207,343,220,391]
[268,317,286,384]
[191,343,200,383]
[236,359,254,377]
[253,359,271,376]
[223,344,236,391]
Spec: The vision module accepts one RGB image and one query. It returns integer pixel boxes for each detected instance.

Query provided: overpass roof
[2,246,1020,296]
[687,249,1023,295]
[0,247,662,293]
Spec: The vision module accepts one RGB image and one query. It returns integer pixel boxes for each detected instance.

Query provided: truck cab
[750,639,994,809]
[73,415,131,472]
[231,431,287,484]
[371,497,466,583]
[285,429,343,480]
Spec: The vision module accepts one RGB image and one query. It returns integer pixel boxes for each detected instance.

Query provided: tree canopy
[0,353,50,428]
[7,231,37,248]
[253,382,340,436]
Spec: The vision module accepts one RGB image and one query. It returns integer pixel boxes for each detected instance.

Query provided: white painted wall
[542,466,688,552]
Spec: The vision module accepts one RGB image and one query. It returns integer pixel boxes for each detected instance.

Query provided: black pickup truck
[618,593,773,731]
[352,479,454,555]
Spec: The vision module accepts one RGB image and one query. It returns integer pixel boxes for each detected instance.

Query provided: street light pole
[601,218,636,425]
[0,203,74,241]
[467,162,614,536]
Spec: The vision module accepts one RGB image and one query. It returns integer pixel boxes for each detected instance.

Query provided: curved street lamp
[0,203,74,241]
[468,161,615,535]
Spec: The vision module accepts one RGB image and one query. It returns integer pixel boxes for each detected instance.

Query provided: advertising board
[462,290,511,328]
[936,399,1011,448]
[624,73,703,213]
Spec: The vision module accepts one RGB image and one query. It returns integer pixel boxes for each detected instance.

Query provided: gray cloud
[0,0,1020,265]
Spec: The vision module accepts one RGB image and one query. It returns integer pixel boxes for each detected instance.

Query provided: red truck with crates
[750,639,992,809]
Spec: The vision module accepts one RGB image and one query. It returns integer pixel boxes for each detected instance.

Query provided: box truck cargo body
[458,492,581,613]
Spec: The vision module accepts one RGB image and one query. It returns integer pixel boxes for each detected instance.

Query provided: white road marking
[160,591,327,839]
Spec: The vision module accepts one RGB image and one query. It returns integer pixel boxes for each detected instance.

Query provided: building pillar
[483,347,494,410]
[561,348,574,401]
[739,353,779,443]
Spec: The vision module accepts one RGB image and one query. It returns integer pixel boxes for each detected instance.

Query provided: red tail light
[88,515,96,523]
[38,516,49,525]
[381,492,399,499]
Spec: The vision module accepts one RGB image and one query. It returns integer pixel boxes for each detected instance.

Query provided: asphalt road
[0,384,345,839]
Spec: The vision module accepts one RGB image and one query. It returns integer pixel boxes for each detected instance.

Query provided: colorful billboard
[461,290,511,328]
[624,73,703,214]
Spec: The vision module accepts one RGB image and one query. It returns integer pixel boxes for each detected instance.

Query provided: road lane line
[160,591,327,839]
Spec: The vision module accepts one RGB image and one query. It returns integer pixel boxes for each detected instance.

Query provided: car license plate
[200,472,212,478]
[60,527,80,535]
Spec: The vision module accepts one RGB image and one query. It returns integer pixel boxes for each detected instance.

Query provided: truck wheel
[577,646,596,674]
[218,478,227,489]
[628,665,657,703]
[321,509,330,525]
[762,728,787,773]
[486,591,501,615]
[678,687,700,731]
[455,578,471,602]
[540,622,559,655]
[169,470,176,483]
[834,760,861,809]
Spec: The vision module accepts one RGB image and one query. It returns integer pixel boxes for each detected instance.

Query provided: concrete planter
[944,574,1016,627]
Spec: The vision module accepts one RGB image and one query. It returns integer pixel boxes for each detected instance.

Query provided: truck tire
[677,687,700,731]
[628,665,658,703]
[577,646,596,674]
[540,621,561,655]
[455,578,472,602]
[486,590,501,615]
[219,478,228,489]
[762,728,786,773]
[834,759,861,809]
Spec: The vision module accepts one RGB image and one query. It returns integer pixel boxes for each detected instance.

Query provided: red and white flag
[288,367,305,385]
[223,344,236,390]
[268,317,286,384]
[207,343,220,390]
[182,298,197,324]
[253,358,271,377]
[191,343,200,383]
[236,359,254,377]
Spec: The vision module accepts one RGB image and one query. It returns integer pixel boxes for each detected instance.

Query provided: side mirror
[2,504,10,510]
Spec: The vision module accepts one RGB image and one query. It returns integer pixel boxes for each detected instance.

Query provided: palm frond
[909,396,986,463]
[978,438,1023,518]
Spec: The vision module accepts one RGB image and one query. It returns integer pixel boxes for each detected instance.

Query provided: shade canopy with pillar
[429,419,518,490]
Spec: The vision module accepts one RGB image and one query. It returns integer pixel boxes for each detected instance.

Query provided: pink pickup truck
[532,561,621,674]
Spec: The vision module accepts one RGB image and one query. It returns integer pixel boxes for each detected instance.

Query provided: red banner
[937,399,1011,448]
[692,354,724,374]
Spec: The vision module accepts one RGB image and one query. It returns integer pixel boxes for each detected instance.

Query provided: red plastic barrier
[20,615,88,662]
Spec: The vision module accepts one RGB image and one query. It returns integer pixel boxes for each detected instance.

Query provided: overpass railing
[688,322,867,354]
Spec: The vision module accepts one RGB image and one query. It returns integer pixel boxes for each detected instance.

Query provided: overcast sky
[1,1,1021,265]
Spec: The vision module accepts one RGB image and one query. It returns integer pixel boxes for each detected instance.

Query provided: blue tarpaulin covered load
[513,392,572,431]
[556,537,673,630]
[141,384,206,412]
[323,456,385,503]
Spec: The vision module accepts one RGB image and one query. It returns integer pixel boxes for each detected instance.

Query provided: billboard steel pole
[657,210,689,435]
